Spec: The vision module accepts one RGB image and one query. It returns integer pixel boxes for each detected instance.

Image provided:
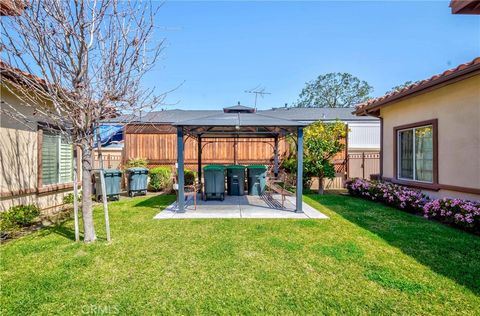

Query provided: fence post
[362,152,365,179]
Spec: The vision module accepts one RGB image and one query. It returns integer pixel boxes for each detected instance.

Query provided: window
[397,125,433,183]
[41,130,73,185]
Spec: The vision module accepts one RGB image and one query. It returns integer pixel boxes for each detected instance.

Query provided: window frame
[393,119,438,189]
[37,126,78,192]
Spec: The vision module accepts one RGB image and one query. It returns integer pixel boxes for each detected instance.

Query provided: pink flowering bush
[346,178,428,213]
[424,198,480,233]
[346,178,480,233]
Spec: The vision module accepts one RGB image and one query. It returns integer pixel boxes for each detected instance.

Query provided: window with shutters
[41,130,73,185]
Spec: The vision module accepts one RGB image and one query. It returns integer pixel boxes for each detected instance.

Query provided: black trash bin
[127,167,149,197]
[94,169,122,201]
[203,165,225,200]
[247,165,267,195]
[226,165,245,196]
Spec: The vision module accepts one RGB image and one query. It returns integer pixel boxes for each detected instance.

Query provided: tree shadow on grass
[38,220,107,242]
[38,221,77,241]
[309,194,480,295]
[132,194,176,209]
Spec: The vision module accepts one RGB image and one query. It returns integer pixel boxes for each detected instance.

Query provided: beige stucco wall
[0,86,75,212]
[381,75,480,201]
[0,127,37,193]
[0,190,73,215]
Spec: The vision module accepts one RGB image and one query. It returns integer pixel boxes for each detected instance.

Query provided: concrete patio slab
[154,194,328,219]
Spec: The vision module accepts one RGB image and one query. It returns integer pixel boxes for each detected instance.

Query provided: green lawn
[1,194,479,315]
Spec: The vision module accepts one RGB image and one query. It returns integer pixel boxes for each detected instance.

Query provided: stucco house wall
[0,86,77,214]
[381,75,480,201]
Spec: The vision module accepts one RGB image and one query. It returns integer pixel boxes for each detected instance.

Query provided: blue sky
[146,1,480,110]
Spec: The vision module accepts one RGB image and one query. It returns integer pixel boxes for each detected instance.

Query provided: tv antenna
[244,85,271,109]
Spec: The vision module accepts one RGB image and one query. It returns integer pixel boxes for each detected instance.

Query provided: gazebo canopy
[173,106,308,138]
[222,103,256,113]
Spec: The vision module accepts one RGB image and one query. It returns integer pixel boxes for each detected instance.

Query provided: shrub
[1,204,41,234]
[126,157,148,168]
[346,178,480,233]
[63,192,82,204]
[149,167,172,192]
[0,214,20,234]
[424,198,480,233]
[184,169,196,186]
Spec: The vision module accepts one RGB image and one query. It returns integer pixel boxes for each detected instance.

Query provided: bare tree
[1,0,165,242]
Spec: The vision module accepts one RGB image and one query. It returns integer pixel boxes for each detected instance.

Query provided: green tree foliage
[282,121,347,194]
[296,73,373,108]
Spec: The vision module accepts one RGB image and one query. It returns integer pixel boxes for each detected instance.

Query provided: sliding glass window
[397,125,433,182]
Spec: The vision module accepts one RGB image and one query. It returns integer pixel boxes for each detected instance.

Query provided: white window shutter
[42,132,59,185]
[59,137,73,183]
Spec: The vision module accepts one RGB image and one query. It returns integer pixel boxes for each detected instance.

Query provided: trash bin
[226,165,245,196]
[203,165,225,200]
[247,165,267,195]
[94,169,122,201]
[127,167,149,197]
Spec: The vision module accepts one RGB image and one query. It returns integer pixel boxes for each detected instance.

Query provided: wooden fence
[309,153,380,190]
[347,152,380,180]
[124,124,293,168]
[93,149,123,170]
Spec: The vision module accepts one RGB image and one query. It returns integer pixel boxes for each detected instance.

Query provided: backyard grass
[1,194,479,315]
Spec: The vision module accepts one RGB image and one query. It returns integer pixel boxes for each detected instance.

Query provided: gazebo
[172,105,309,213]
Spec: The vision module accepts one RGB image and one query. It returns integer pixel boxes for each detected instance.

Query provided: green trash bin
[226,165,245,196]
[203,165,225,200]
[94,169,122,201]
[127,167,149,197]
[247,165,267,195]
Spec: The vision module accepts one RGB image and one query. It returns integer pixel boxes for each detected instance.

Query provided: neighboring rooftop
[260,107,378,122]
[354,56,480,116]
[105,109,222,124]
[106,106,376,124]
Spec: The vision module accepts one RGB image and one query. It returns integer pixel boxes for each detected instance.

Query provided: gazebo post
[274,136,279,177]
[177,126,185,212]
[296,127,304,212]
[197,135,202,193]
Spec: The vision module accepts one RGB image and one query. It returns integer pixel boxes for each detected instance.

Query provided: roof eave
[354,64,480,116]
[450,0,480,14]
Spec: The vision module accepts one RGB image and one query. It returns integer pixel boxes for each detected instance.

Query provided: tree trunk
[318,175,324,195]
[81,144,96,243]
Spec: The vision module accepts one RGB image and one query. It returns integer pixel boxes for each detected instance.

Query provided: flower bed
[346,178,480,234]
[424,198,480,232]
[346,178,428,213]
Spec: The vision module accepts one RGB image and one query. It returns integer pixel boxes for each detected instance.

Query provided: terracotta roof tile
[0,60,48,86]
[354,56,480,115]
